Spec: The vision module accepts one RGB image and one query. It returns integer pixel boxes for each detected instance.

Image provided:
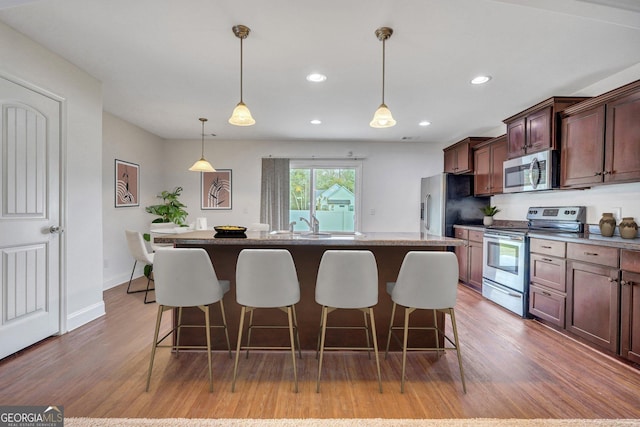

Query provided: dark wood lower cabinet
[566,260,620,354]
[621,271,640,364]
[468,238,483,291]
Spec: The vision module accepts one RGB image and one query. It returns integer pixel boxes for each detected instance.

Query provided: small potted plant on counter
[480,205,500,227]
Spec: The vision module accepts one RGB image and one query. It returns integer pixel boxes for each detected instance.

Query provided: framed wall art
[201,169,232,210]
[115,159,139,207]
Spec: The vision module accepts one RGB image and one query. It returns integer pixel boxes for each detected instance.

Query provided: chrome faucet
[300,216,320,234]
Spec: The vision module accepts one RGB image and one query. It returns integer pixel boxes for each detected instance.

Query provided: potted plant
[145,186,189,225]
[480,205,500,227]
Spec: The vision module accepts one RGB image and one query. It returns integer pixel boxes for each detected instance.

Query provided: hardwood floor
[1,278,640,419]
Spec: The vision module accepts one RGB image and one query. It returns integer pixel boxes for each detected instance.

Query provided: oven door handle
[489,284,522,298]
[484,234,524,242]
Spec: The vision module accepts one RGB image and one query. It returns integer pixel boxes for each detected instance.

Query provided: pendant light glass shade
[189,118,216,172]
[370,103,396,128]
[229,101,255,126]
[370,27,396,128]
[229,25,255,126]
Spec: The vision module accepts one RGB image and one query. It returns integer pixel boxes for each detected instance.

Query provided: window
[289,160,362,233]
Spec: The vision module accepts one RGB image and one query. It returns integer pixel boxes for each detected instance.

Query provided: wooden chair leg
[316,306,328,393]
[287,306,298,393]
[368,307,383,393]
[145,304,164,392]
[385,302,397,359]
[449,308,467,393]
[218,299,232,359]
[200,305,213,392]
[401,307,412,393]
[231,306,246,392]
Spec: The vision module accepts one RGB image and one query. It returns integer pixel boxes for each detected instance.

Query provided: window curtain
[260,158,290,231]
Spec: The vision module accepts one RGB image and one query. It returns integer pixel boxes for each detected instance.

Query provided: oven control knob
[565,210,570,215]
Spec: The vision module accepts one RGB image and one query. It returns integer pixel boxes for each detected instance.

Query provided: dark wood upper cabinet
[561,79,640,189]
[474,135,507,196]
[503,97,588,159]
[443,137,490,174]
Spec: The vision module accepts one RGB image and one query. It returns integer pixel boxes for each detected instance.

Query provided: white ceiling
[1,0,639,144]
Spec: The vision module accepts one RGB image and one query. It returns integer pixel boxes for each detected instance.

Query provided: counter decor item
[619,217,638,239]
[598,212,616,237]
[214,225,247,238]
[480,205,500,227]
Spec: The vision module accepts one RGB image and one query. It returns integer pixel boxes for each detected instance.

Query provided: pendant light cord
[239,37,244,103]
[381,38,386,105]
[201,119,205,157]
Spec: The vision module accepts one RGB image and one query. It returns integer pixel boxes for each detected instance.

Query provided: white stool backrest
[236,249,300,307]
[392,251,459,309]
[125,230,154,265]
[153,248,224,307]
[316,250,378,308]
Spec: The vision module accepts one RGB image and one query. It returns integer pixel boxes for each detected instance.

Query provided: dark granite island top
[154,230,465,247]
[154,230,463,350]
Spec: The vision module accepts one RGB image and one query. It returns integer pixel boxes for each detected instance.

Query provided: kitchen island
[154,230,464,350]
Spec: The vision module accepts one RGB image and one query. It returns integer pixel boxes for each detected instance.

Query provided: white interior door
[0,76,61,360]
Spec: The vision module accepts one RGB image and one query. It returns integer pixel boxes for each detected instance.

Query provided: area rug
[66,418,640,426]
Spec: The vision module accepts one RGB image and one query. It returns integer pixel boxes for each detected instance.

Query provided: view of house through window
[289,160,361,233]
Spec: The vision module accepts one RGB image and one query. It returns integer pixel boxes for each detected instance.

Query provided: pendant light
[370,27,396,128]
[189,118,216,172]
[229,24,255,126]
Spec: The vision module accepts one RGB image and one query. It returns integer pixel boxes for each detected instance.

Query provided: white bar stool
[315,249,382,393]
[232,249,301,393]
[146,248,231,392]
[385,251,466,393]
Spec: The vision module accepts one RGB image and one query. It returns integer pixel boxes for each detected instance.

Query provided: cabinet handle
[584,252,598,256]
[621,280,628,286]
[594,172,603,176]
[542,291,552,297]
[603,170,612,175]
[542,258,554,262]
[608,277,618,283]
[541,245,552,249]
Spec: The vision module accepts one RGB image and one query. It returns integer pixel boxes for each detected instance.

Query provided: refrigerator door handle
[424,194,430,231]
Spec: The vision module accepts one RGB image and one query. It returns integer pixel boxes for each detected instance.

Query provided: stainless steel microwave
[503,149,559,193]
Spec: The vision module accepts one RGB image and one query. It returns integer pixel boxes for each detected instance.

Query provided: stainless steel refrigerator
[420,173,489,237]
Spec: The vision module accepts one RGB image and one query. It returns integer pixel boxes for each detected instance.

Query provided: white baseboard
[66,301,106,332]
[103,271,143,291]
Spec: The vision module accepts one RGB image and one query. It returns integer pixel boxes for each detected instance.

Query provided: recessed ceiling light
[310,119,322,125]
[306,73,327,83]
[471,75,491,85]
[419,120,431,127]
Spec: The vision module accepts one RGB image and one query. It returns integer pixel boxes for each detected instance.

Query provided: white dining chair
[124,230,155,304]
[385,251,466,393]
[315,250,382,393]
[146,247,231,392]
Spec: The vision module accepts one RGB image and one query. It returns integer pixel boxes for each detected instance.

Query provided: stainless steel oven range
[482,206,586,317]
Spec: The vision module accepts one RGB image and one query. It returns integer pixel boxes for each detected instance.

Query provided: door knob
[49,225,64,234]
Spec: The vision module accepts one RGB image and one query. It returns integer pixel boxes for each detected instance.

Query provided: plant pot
[483,216,494,227]
[598,213,616,237]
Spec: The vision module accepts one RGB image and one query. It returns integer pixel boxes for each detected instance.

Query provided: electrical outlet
[612,207,621,221]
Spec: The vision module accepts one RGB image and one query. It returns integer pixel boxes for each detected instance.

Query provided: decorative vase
[619,217,638,239]
[598,213,616,237]
[483,216,494,227]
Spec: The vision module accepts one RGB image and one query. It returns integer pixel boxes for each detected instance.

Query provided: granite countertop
[453,224,640,251]
[154,230,465,247]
